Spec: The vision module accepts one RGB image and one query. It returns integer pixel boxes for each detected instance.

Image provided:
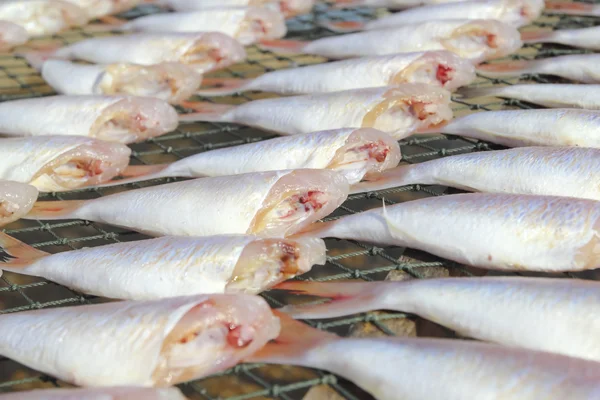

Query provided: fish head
[237,7,287,45]
[179,32,246,74]
[0,22,28,51]
[0,181,38,226]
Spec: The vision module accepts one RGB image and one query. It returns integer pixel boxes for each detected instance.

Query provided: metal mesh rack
[0,2,598,399]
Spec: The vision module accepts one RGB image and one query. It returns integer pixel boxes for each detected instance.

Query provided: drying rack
[0,2,598,399]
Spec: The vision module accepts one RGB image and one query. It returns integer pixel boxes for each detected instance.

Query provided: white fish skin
[158,0,314,17]
[0,95,178,144]
[301,193,600,271]
[40,60,202,105]
[0,294,280,387]
[198,51,475,96]
[0,387,188,400]
[62,0,143,18]
[477,54,600,83]
[434,108,600,148]
[249,314,600,400]
[0,136,130,192]
[119,8,286,46]
[351,147,600,201]
[458,83,600,109]
[522,26,600,51]
[0,0,87,37]
[0,180,38,226]
[51,32,246,74]
[0,21,28,50]
[181,84,453,139]
[279,276,600,362]
[27,169,349,238]
[0,233,326,298]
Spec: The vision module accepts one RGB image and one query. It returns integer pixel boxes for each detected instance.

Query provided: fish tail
[520,30,555,44]
[350,164,414,194]
[26,200,87,220]
[92,164,171,188]
[258,38,308,54]
[196,77,252,97]
[0,232,49,273]
[178,101,235,122]
[319,20,365,33]
[476,60,535,77]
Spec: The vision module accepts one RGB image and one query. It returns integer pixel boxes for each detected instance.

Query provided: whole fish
[278,277,600,362]
[544,0,600,16]
[458,83,600,109]
[522,26,600,51]
[300,193,600,271]
[32,60,202,105]
[0,233,325,298]
[0,387,187,400]
[351,147,600,201]
[180,84,453,139]
[477,54,600,83]
[0,136,130,192]
[0,294,280,387]
[63,0,143,18]
[27,169,349,237]
[0,0,87,37]
[0,21,28,50]
[430,108,600,147]
[25,32,246,74]
[248,312,600,400]
[0,180,38,226]
[99,128,400,187]
[259,19,522,63]
[0,95,178,144]
[156,0,314,17]
[197,51,476,96]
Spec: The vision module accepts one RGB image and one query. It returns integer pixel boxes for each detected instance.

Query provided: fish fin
[277,280,381,319]
[0,232,49,270]
[258,39,308,54]
[26,200,87,220]
[544,0,595,14]
[476,60,533,77]
[319,20,364,33]
[196,77,252,97]
[520,30,554,44]
[350,164,413,194]
[246,310,337,363]
[178,101,235,122]
[18,47,59,70]
[455,86,499,99]
[91,164,171,188]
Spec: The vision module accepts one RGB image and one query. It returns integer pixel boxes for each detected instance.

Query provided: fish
[62,0,144,18]
[30,59,202,105]
[259,19,522,63]
[0,0,87,37]
[26,169,349,237]
[323,0,543,32]
[0,294,280,387]
[248,312,600,400]
[180,84,453,139]
[0,95,178,144]
[0,233,326,298]
[458,83,600,109]
[278,277,600,362]
[477,54,600,83]
[99,128,400,187]
[351,147,600,201]
[299,193,600,272]
[429,108,600,148]
[157,0,314,17]
[101,8,286,46]
[544,0,600,16]
[0,21,28,50]
[0,180,38,226]
[0,136,130,192]
[24,32,246,74]
[196,51,476,96]
[521,26,600,51]
[0,387,188,400]
[329,0,475,10]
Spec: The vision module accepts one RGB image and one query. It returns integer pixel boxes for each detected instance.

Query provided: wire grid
[0,2,599,399]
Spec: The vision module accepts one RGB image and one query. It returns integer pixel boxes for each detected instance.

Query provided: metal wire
[0,2,598,398]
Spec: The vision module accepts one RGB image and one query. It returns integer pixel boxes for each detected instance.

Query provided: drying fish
[0,136,129,192]
[544,0,600,16]
[32,59,202,104]
[260,19,522,63]
[100,8,286,46]
[0,0,87,37]
[26,32,246,74]
[0,95,178,143]
[0,21,28,50]
[458,83,600,109]
[0,181,38,226]
[522,26,600,51]
[477,54,600,83]
[156,0,314,17]
[429,108,600,148]
[63,0,143,18]
[0,387,187,400]
[27,169,349,237]
[100,128,400,187]
[0,294,280,387]
[279,277,600,361]
[324,0,543,32]
[0,233,326,298]
[197,51,475,96]
[351,147,600,201]
[249,312,600,400]
[300,193,600,271]
[181,84,452,139]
